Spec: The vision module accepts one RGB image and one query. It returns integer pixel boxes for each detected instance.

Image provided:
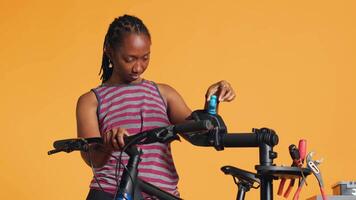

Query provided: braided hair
[99,15,151,82]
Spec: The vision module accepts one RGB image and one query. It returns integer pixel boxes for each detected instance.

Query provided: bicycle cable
[113,135,144,200]
[87,144,105,192]
[87,143,132,200]
[114,112,146,200]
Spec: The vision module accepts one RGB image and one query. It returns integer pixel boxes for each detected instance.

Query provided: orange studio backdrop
[1,0,355,199]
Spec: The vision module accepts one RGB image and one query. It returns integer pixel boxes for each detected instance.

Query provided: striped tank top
[90,79,180,197]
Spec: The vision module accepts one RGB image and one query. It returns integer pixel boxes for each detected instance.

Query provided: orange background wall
[1,0,355,199]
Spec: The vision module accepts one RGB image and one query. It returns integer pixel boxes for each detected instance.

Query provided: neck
[105,77,144,85]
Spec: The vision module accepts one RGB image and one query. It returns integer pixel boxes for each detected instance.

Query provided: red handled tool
[277,178,287,196]
[277,144,298,196]
[284,145,300,198]
[293,176,306,200]
[298,139,307,162]
[283,179,296,198]
[277,144,302,198]
[292,139,308,200]
[298,139,307,182]
[278,139,307,199]
[306,152,328,200]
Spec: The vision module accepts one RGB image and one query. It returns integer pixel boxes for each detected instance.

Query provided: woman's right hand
[103,127,129,150]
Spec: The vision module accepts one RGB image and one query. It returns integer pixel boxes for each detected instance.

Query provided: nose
[132,61,144,74]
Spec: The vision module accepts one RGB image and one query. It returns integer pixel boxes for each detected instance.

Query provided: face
[109,33,151,84]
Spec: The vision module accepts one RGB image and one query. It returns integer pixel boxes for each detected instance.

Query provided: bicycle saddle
[221,165,260,188]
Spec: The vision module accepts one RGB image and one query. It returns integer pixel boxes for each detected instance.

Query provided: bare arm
[157,84,192,124]
[157,80,236,124]
[76,91,111,168]
[157,83,199,143]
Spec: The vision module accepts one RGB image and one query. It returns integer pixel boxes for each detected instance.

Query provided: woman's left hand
[205,80,236,102]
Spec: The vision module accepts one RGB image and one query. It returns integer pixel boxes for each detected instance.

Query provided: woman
[76,14,236,200]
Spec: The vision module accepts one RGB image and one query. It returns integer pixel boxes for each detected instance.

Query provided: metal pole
[259,143,273,200]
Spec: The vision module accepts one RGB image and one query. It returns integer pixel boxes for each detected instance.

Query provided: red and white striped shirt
[90,79,179,196]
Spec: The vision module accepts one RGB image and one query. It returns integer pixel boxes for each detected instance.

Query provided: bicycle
[48,110,310,200]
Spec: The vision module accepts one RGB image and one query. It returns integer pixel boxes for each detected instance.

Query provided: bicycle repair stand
[187,110,311,200]
[221,128,311,200]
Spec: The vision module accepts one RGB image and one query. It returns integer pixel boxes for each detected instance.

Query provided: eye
[143,55,150,61]
[125,56,135,63]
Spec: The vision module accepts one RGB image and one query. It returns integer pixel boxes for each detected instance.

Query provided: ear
[104,46,113,60]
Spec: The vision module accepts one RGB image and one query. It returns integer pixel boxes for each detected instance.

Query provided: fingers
[223,89,236,102]
[219,84,236,102]
[218,83,228,101]
[110,129,120,150]
[103,128,128,150]
[206,80,236,102]
[205,85,219,101]
[115,129,128,148]
[103,130,111,147]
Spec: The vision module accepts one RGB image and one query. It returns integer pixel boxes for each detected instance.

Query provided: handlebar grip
[53,137,102,149]
[50,137,103,155]
[174,120,213,133]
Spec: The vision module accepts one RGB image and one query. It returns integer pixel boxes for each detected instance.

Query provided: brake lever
[48,138,90,155]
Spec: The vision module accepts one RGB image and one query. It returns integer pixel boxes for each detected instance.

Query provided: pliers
[293,151,327,200]
[306,152,328,200]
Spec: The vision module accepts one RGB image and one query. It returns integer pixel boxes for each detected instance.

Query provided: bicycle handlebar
[48,120,213,155]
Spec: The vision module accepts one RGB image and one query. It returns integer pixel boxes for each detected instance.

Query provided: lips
[129,74,140,80]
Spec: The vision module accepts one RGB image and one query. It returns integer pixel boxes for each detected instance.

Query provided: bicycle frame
[117,145,182,200]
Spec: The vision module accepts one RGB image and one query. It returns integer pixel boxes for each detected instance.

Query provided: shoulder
[77,90,98,109]
[156,83,188,108]
[156,83,182,108]
[156,83,179,99]
[156,83,177,93]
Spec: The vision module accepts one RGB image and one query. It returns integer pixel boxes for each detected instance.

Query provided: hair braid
[99,15,151,83]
